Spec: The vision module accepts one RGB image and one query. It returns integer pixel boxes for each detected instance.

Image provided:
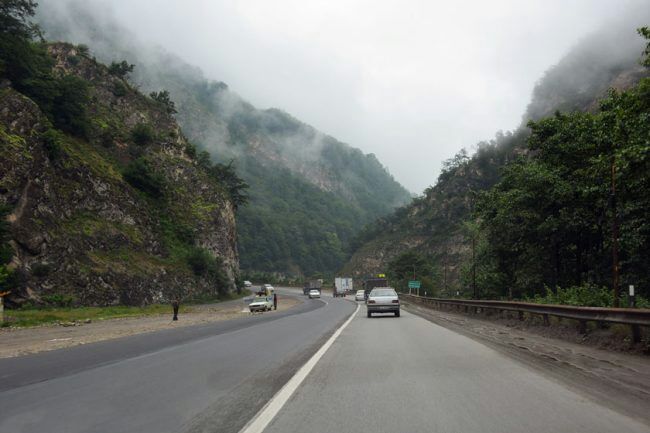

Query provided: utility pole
[611,155,620,307]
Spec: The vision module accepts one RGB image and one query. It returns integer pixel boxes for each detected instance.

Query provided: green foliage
[186,247,229,293]
[41,293,77,308]
[149,90,177,114]
[207,160,249,209]
[0,204,14,290]
[122,157,165,198]
[525,285,648,308]
[387,251,439,294]
[474,76,650,300]
[40,128,64,160]
[51,75,90,137]
[76,43,89,56]
[112,80,127,97]
[130,123,154,145]
[0,5,90,138]
[107,60,134,78]
[639,27,650,67]
[0,1,39,41]
[185,142,197,158]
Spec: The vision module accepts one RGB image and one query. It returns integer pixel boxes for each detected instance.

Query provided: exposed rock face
[0,44,238,306]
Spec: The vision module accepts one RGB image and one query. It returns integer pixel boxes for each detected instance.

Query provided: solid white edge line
[238,302,361,433]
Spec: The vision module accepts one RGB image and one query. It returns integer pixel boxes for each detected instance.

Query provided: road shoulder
[403,301,650,425]
[0,295,302,359]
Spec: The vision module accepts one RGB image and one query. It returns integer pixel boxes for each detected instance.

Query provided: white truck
[334,277,353,297]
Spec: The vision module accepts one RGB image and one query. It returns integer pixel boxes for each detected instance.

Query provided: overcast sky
[89,0,646,193]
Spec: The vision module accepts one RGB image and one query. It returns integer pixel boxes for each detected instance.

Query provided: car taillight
[368,300,376,304]
[392,300,399,303]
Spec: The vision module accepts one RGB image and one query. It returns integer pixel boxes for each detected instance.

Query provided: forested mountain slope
[0,9,240,306]
[37,1,412,276]
[343,21,650,302]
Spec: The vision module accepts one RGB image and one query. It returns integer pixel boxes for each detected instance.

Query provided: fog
[40,0,649,193]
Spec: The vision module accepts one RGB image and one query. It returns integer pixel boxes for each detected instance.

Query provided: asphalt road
[3,291,648,433]
[262,306,650,433]
[0,289,355,433]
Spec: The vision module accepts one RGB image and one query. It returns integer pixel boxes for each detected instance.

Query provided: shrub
[112,81,128,97]
[76,44,89,56]
[185,143,197,158]
[108,60,134,78]
[123,158,165,198]
[41,128,64,160]
[528,285,615,307]
[186,247,229,293]
[149,90,177,114]
[131,123,154,145]
[51,75,90,137]
[41,294,77,308]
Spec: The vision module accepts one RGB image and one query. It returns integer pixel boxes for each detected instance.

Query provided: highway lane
[262,305,650,433]
[0,289,355,433]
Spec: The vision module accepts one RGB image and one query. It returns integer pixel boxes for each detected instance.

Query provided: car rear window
[370,288,396,296]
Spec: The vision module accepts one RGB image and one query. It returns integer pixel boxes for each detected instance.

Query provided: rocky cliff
[0,43,239,306]
[36,2,412,276]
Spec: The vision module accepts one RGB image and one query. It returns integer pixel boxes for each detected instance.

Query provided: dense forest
[36,1,412,277]
[345,25,650,306]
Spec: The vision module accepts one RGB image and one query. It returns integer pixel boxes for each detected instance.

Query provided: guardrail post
[631,325,641,344]
[578,320,587,335]
[518,311,524,321]
[542,314,550,326]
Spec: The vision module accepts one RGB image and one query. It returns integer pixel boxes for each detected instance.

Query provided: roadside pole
[0,291,9,324]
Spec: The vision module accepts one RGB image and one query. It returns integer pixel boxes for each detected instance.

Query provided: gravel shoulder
[403,301,650,425]
[0,296,301,359]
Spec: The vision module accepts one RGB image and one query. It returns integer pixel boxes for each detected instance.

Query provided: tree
[208,161,249,210]
[150,90,177,114]
[0,0,39,40]
[108,60,134,78]
[638,27,650,67]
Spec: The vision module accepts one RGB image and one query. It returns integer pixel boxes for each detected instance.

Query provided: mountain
[1,37,239,306]
[343,19,650,296]
[36,1,412,277]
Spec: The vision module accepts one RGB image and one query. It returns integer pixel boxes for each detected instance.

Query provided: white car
[249,296,273,312]
[355,290,365,301]
[367,287,400,317]
[308,289,321,299]
[244,280,252,288]
[263,284,274,291]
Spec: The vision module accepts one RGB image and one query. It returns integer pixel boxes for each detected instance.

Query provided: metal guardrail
[399,293,650,343]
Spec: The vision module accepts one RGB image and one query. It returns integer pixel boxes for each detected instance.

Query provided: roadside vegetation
[361,27,650,308]
[2,290,251,328]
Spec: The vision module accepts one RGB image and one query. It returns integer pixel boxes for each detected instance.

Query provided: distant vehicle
[249,296,273,312]
[366,287,400,317]
[334,277,353,297]
[304,280,322,295]
[308,289,321,299]
[355,290,365,301]
[244,280,252,288]
[363,277,388,299]
[263,284,274,291]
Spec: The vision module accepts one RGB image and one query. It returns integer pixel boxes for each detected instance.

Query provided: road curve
[0,289,355,433]
[262,305,649,433]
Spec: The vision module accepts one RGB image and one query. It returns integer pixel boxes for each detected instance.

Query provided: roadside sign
[408,280,421,289]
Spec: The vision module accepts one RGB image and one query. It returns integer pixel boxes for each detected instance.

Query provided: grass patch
[3,290,252,327]
[3,304,186,328]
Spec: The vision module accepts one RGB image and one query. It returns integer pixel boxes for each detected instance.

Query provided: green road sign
[408,280,421,289]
